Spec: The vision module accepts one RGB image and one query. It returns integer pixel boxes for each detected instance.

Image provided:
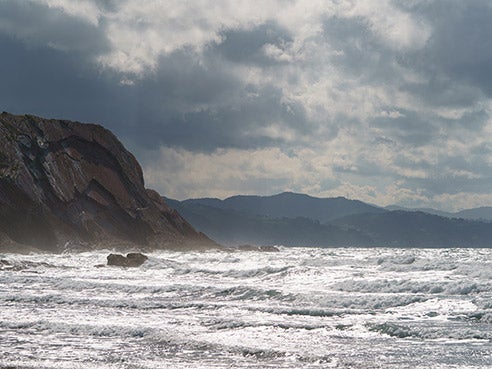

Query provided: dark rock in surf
[126,252,148,266]
[258,245,280,252]
[235,244,280,252]
[234,244,256,251]
[107,253,128,267]
[107,252,148,267]
[0,259,11,269]
[0,112,218,252]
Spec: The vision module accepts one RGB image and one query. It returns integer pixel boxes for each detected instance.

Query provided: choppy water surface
[1,247,491,368]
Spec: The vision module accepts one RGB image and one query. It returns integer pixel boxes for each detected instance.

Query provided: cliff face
[0,112,216,252]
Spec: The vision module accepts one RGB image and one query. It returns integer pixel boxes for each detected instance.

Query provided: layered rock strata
[0,112,216,252]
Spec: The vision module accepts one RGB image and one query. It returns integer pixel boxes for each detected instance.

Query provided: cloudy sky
[1,0,492,210]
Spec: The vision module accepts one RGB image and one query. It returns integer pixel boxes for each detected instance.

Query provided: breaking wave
[1,247,491,368]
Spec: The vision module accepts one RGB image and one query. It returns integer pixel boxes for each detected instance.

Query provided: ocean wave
[368,322,491,341]
[315,294,430,310]
[333,279,490,295]
[0,319,152,338]
[165,264,294,279]
[2,247,492,368]
[0,286,294,312]
[454,263,492,279]
[452,311,492,323]
[250,306,342,318]
[0,258,59,271]
[201,318,325,331]
[377,255,417,265]
[212,285,294,302]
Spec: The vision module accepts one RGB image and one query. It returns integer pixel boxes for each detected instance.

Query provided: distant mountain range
[177,192,386,223]
[385,205,492,221]
[165,192,492,248]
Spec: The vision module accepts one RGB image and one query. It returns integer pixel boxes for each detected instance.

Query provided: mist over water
[1,247,491,368]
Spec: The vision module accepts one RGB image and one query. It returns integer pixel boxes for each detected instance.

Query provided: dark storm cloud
[0,1,108,53]
[93,0,119,12]
[321,3,492,127]
[0,32,136,131]
[127,50,309,151]
[319,1,492,200]
[400,1,492,97]
[0,19,308,153]
[1,0,492,208]
[0,1,310,154]
[216,22,292,65]
[322,15,386,77]
[0,1,128,126]
[372,111,438,147]
[374,0,492,141]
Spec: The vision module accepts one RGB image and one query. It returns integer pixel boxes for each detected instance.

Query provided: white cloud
[380,110,405,119]
[342,0,431,50]
[96,0,282,74]
[432,192,492,212]
[38,0,102,25]
[143,146,308,199]
[23,0,429,77]
[2,0,492,210]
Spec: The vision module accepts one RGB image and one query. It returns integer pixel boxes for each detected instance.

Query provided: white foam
[1,247,491,368]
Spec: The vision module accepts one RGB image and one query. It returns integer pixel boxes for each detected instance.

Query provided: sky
[1,0,492,211]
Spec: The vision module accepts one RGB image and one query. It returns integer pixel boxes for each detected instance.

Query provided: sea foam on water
[0,247,491,368]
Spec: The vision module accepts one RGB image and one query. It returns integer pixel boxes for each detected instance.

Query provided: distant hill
[167,195,492,247]
[385,205,453,218]
[181,192,386,223]
[385,205,492,222]
[164,199,372,247]
[331,211,492,247]
[455,207,492,221]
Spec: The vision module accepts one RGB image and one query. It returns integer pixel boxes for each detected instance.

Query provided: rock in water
[126,252,148,266]
[258,245,280,252]
[234,244,280,252]
[107,253,148,267]
[107,254,129,267]
[0,112,218,252]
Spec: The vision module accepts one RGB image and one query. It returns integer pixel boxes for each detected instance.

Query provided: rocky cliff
[0,112,217,252]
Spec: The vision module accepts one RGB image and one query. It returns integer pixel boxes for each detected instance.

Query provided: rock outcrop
[0,112,217,252]
[107,252,148,267]
[235,244,280,252]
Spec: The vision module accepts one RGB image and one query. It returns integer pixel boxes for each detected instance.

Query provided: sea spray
[1,247,491,368]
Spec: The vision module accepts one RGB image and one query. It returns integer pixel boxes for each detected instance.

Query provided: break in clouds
[1,0,492,210]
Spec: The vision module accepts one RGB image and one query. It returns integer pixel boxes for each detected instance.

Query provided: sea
[0,247,491,368]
